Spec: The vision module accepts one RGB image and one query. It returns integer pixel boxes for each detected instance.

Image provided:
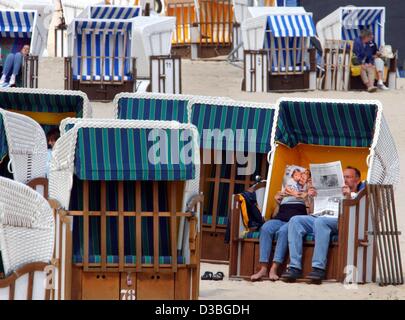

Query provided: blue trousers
[259,219,289,264]
[2,52,23,81]
[288,215,338,270]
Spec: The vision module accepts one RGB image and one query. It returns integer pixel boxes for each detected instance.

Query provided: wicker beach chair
[48,119,202,300]
[229,98,400,282]
[0,176,54,300]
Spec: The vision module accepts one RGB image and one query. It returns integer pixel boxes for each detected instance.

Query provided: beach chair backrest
[340,7,385,47]
[0,88,91,134]
[0,176,54,277]
[88,5,142,19]
[0,107,47,183]
[70,19,133,83]
[188,98,278,227]
[197,0,233,46]
[165,0,196,45]
[0,9,37,60]
[49,120,200,271]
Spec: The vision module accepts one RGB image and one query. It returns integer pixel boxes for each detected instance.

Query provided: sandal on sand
[201,271,213,280]
[212,272,224,281]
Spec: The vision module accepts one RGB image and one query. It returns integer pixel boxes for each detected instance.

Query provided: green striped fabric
[276,100,378,148]
[74,127,195,181]
[0,91,84,114]
[117,97,189,123]
[0,114,8,163]
[190,103,275,153]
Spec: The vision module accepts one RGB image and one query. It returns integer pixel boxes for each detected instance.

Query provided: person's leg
[360,66,370,88]
[269,222,289,280]
[375,58,388,89]
[0,53,15,83]
[9,52,23,86]
[367,65,376,87]
[311,217,338,270]
[251,219,285,281]
[286,215,315,270]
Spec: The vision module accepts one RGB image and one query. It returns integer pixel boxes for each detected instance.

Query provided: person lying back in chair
[0,45,30,88]
[251,169,315,281]
[280,166,365,283]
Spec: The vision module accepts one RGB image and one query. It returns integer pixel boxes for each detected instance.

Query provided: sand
[40,9,405,299]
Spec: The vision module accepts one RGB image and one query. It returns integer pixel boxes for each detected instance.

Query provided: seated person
[352,29,377,93]
[251,168,314,281]
[45,128,60,177]
[280,166,365,283]
[0,45,30,88]
[365,35,389,90]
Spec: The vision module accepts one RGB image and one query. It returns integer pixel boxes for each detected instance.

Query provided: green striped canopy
[0,91,85,133]
[190,103,275,153]
[0,114,8,163]
[74,127,196,181]
[117,97,189,123]
[276,100,378,147]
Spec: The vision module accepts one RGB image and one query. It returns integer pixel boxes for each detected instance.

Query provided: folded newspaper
[309,161,344,218]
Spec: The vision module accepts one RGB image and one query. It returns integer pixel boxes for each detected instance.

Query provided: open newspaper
[309,161,344,218]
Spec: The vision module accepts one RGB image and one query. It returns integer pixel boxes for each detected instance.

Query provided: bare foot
[251,267,267,281]
[269,264,280,281]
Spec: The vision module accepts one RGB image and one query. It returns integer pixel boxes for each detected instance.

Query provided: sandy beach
[38,55,405,300]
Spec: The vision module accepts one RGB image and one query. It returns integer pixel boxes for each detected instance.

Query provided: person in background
[0,45,30,87]
[365,35,389,90]
[45,128,60,177]
[352,29,377,93]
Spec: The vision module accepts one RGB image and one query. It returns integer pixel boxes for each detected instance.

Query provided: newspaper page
[309,161,344,218]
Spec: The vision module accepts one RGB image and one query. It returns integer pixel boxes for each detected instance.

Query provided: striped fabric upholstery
[243,230,339,242]
[69,179,183,264]
[190,103,275,153]
[0,91,84,133]
[0,10,35,38]
[117,97,189,123]
[264,15,315,73]
[89,6,141,20]
[0,114,7,163]
[73,20,133,82]
[202,215,228,226]
[74,127,195,181]
[276,100,378,148]
[341,8,384,47]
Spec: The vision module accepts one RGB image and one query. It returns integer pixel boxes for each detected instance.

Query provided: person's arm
[304,187,317,214]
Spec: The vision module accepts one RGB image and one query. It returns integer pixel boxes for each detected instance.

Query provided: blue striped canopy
[74,19,133,35]
[89,6,141,20]
[341,8,384,47]
[74,127,196,181]
[117,97,189,123]
[266,14,316,38]
[276,100,378,148]
[0,10,35,38]
[190,103,275,154]
[73,19,133,81]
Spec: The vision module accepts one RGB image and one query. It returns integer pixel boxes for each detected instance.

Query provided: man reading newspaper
[280,162,366,283]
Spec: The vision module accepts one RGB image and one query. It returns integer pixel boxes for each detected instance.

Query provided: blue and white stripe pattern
[264,14,315,72]
[89,6,141,20]
[0,10,35,38]
[341,8,384,47]
[265,14,316,38]
[73,20,133,81]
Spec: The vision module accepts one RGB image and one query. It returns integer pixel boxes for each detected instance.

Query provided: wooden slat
[27,272,34,300]
[9,282,15,300]
[100,181,107,272]
[153,182,160,273]
[210,156,221,231]
[170,183,178,272]
[83,181,89,271]
[135,181,142,272]
[118,182,125,271]
[381,186,396,284]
